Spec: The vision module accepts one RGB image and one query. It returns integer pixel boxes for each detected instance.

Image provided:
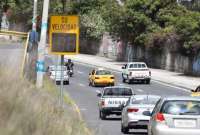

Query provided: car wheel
[89,81,92,86]
[146,79,150,84]
[92,81,96,87]
[121,123,129,134]
[99,110,106,120]
[122,74,126,83]
[127,77,132,84]
[64,81,69,85]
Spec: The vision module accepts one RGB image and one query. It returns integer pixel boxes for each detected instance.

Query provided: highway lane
[63,62,190,135]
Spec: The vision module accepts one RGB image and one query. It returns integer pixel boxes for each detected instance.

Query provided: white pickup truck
[122,62,151,84]
[97,86,134,120]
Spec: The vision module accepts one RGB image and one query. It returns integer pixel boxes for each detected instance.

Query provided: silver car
[121,95,160,134]
[48,65,69,85]
[147,96,200,135]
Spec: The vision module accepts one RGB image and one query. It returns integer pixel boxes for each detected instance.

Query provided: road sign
[49,15,79,55]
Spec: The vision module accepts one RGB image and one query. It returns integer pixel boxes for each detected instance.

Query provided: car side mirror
[96,90,101,97]
[143,111,152,116]
[191,89,196,92]
[119,103,126,110]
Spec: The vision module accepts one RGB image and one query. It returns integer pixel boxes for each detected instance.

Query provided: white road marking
[136,89,144,92]
[77,71,84,74]
[152,80,190,93]
[79,83,86,87]
[80,108,87,111]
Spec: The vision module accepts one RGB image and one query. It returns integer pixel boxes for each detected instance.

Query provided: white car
[121,95,160,134]
[47,65,69,85]
[97,86,134,120]
[122,62,151,84]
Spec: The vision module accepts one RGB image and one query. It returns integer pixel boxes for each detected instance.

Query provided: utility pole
[32,0,38,31]
[36,0,49,88]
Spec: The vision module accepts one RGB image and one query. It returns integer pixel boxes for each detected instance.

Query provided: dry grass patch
[0,68,92,135]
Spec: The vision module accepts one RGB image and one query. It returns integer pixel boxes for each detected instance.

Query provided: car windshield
[131,96,160,105]
[103,88,133,96]
[129,63,146,68]
[96,70,111,75]
[161,100,200,115]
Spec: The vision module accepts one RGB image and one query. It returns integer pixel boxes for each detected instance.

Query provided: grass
[0,68,92,135]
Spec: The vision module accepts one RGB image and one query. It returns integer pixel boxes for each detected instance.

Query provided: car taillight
[110,77,114,79]
[101,100,105,106]
[149,70,151,76]
[95,77,100,79]
[129,72,132,76]
[127,108,139,113]
[155,113,165,122]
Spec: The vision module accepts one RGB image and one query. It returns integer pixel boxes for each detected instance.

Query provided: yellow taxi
[191,85,200,97]
[89,68,115,87]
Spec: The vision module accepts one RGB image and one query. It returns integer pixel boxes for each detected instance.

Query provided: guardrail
[0,30,28,37]
[0,30,30,77]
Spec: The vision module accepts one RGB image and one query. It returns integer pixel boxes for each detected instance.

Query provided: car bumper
[128,120,149,129]
[130,77,151,80]
[101,107,122,115]
[152,123,200,135]
[94,80,115,85]
[124,115,150,128]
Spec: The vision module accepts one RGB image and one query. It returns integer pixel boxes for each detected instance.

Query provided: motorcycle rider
[65,59,74,76]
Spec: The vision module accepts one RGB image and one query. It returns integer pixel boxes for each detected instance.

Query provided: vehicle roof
[127,62,146,64]
[104,86,133,90]
[96,68,106,71]
[162,96,200,101]
[130,95,160,99]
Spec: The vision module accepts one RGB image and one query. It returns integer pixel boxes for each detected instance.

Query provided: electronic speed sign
[49,15,79,55]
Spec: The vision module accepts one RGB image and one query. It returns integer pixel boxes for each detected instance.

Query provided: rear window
[131,96,160,105]
[96,70,111,75]
[161,100,200,115]
[103,88,133,96]
[129,64,146,68]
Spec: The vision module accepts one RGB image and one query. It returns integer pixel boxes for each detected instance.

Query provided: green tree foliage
[1,0,200,55]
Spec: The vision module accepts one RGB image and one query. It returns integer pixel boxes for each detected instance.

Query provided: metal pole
[32,0,38,31]
[60,55,64,106]
[36,0,49,88]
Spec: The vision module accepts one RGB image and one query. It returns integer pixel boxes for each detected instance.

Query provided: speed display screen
[51,33,76,53]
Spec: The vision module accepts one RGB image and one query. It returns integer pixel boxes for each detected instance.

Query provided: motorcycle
[67,68,73,77]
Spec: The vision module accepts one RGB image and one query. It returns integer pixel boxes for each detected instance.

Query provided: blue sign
[36,61,45,72]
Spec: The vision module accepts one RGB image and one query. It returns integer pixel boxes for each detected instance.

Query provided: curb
[73,60,191,91]
[63,93,92,135]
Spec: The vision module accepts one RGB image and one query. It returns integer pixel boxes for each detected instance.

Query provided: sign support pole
[60,55,64,106]
[36,0,49,88]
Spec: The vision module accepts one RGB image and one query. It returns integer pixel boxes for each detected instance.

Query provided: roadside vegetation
[0,67,91,135]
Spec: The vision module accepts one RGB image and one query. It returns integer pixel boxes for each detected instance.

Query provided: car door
[148,99,162,134]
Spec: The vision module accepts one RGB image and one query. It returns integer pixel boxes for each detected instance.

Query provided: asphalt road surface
[63,62,190,135]
[0,42,190,135]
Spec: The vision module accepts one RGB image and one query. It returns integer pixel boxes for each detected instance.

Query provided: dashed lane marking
[136,89,144,92]
[79,83,86,87]
[77,71,84,74]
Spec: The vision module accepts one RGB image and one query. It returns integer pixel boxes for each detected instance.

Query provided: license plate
[174,119,196,128]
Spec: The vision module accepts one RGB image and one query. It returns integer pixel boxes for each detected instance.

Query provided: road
[63,62,190,135]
